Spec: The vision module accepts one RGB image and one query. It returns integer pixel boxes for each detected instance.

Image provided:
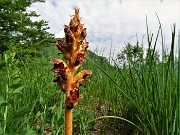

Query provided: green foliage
[85,22,179,134]
[0,12,179,134]
[112,23,179,134]
[0,50,66,134]
[117,42,144,66]
[0,0,54,57]
[117,41,160,67]
[0,33,179,134]
[0,53,28,134]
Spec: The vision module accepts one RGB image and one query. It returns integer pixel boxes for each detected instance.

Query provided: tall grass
[124,23,179,135]
[84,20,179,134]
[178,28,180,135]
[91,23,179,134]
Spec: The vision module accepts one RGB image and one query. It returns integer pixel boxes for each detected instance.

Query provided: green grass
[0,24,180,135]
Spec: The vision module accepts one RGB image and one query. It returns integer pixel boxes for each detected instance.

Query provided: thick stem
[65,58,74,135]
[65,109,72,135]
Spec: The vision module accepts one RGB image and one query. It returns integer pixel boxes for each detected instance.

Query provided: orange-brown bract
[52,7,92,108]
[52,8,92,135]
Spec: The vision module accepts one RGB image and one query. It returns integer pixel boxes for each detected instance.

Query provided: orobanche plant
[52,8,92,134]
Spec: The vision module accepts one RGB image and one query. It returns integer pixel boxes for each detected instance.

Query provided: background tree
[0,0,54,57]
[117,42,143,67]
[117,42,160,67]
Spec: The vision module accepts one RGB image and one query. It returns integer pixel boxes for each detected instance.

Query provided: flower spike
[52,7,92,135]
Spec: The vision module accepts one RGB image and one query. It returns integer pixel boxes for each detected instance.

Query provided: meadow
[0,24,180,135]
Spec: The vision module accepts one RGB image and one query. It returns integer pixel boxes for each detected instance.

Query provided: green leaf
[12,77,21,84]
[9,83,25,94]
[20,125,36,135]
[57,117,64,127]
[11,68,20,77]
[36,111,41,117]
[0,126,3,135]
[20,129,36,135]
[4,53,15,64]
[10,83,21,89]
[50,105,56,112]
[7,107,30,122]
[13,86,25,94]
[0,102,8,108]
[0,95,5,106]
[40,96,44,104]
[57,94,64,120]
[0,95,8,108]
[0,113,3,122]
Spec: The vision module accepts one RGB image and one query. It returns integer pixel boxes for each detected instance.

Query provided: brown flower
[53,7,92,108]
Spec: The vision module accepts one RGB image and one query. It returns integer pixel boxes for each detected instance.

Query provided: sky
[29,0,180,60]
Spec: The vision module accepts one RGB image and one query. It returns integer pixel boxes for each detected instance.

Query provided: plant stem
[65,109,72,135]
[65,62,74,135]
[3,83,8,134]
[4,59,10,134]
